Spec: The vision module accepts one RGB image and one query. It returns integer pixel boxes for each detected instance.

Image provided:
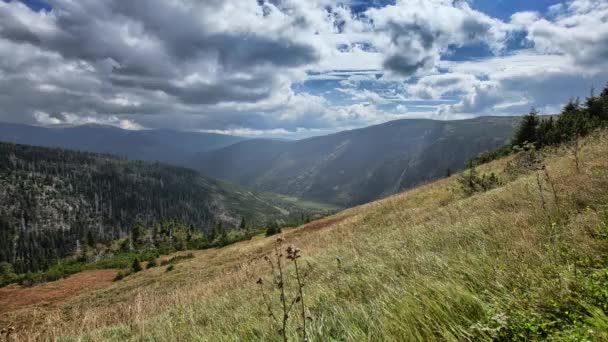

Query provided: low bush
[458,167,502,196]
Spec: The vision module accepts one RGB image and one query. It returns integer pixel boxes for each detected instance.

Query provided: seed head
[286,245,301,260]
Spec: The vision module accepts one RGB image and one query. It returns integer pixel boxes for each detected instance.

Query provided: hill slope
[4,129,607,341]
[0,142,334,274]
[0,122,244,165]
[196,116,519,205]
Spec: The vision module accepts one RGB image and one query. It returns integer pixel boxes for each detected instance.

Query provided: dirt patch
[0,270,118,315]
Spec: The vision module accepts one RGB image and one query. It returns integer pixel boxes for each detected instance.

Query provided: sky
[0,0,607,139]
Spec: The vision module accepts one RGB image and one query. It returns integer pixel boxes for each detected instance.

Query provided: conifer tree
[86,230,95,247]
[132,258,142,272]
[512,109,540,147]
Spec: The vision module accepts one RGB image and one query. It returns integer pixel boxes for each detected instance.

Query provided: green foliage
[0,262,17,287]
[166,265,174,272]
[86,230,96,248]
[512,109,541,147]
[160,253,194,267]
[265,221,282,237]
[458,167,502,196]
[131,258,142,273]
[469,82,608,167]
[0,220,259,288]
[472,261,608,341]
[470,210,608,341]
[132,224,143,247]
[146,258,157,269]
[468,144,512,167]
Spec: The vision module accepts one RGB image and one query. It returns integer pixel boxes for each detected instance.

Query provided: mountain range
[0,122,244,166]
[195,117,520,205]
[0,117,519,206]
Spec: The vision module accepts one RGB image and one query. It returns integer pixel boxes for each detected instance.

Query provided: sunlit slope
[6,130,608,341]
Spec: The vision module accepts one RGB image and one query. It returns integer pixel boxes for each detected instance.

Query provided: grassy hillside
[3,128,607,340]
[196,116,519,206]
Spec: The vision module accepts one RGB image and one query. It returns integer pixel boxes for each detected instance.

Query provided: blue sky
[1,0,607,138]
[470,0,563,19]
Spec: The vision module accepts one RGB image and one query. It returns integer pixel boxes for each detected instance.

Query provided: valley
[196,116,519,205]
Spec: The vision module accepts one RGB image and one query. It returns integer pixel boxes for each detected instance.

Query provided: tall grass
[3,130,608,341]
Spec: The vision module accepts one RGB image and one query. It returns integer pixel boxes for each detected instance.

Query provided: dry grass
[2,130,608,341]
[0,270,117,315]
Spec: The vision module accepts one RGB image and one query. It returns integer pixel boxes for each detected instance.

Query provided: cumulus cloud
[0,0,606,136]
[0,0,320,127]
[524,0,608,70]
[366,0,509,76]
[434,0,608,118]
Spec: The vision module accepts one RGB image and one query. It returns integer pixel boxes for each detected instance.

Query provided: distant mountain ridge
[0,122,245,165]
[0,118,520,206]
[195,117,520,206]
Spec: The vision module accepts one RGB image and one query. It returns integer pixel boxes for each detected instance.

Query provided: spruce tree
[512,109,540,147]
[132,258,142,272]
[132,224,142,247]
[537,116,556,147]
[86,230,95,247]
[265,221,280,236]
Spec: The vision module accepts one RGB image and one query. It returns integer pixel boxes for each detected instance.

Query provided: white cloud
[0,0,606,137]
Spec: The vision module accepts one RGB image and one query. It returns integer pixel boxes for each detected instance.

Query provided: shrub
[0,262,17,287]
[114,270,130,281]
[131,258,142,273]
[146,258,157,269]
[458,167,502,196]
[265,221,282,237]
[166,265,174,272]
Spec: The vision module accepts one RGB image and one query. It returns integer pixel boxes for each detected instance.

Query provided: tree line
[470,83,608,167]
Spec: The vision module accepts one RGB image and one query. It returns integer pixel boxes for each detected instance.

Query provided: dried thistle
[286,245,301,260]
[255,239,310,342]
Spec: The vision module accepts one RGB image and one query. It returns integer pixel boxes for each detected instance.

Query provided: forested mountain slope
[0,143,332,274]
[196,116,519,205]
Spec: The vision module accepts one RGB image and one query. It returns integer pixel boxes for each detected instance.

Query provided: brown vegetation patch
[0,270,117,315]
[301,216,348,232]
